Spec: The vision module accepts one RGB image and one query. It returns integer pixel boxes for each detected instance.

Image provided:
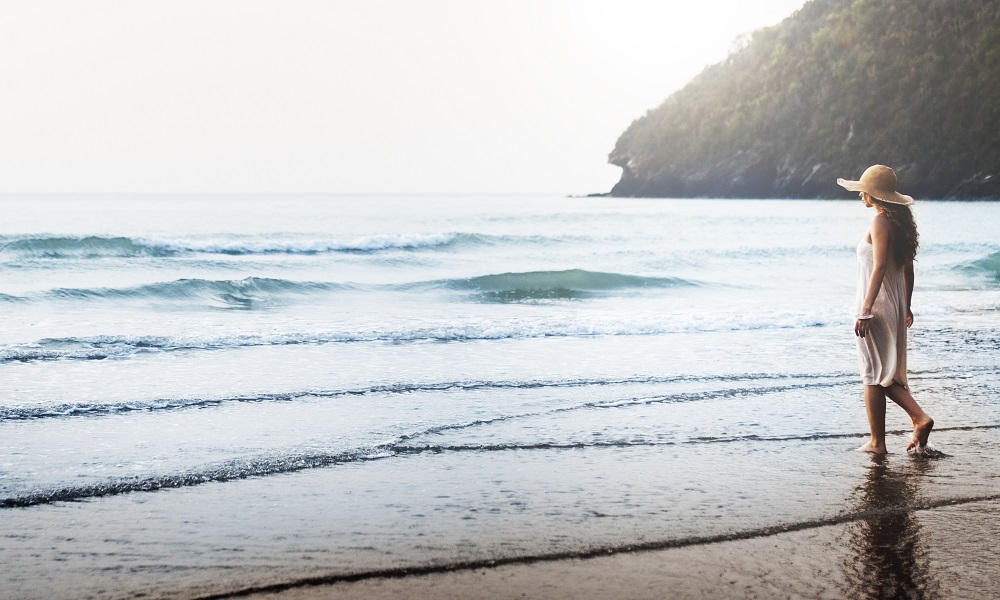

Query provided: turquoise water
[1,195,998,598]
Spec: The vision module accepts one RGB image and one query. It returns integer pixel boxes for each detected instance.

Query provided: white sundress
[855,240,908,388]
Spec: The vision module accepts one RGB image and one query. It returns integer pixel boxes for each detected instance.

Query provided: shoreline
[198,496,1000,600]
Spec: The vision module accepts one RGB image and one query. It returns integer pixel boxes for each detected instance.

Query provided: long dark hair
[872,199,919,263]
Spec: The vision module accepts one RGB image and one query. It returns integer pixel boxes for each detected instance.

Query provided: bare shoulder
[870,214,891,237]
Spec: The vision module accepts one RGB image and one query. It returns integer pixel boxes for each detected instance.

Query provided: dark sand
[211,499,999,600]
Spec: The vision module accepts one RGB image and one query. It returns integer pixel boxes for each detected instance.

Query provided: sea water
[1,195,998,599]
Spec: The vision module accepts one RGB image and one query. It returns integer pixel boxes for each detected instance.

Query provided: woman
[837,165,933,453]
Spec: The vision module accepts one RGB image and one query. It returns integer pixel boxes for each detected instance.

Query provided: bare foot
[858,440,887,454]
[907,417,934,451]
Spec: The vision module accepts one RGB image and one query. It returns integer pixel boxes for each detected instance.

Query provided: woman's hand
[855,318,871,338]
[906,308,914,328]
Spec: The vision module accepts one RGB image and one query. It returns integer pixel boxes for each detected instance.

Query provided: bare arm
[903,259,914,327]
[855,215,891,338]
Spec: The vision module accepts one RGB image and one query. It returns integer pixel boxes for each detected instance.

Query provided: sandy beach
[213,497,1000,599]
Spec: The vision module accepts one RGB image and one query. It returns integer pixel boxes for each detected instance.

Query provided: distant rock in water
[608,0,1000,199]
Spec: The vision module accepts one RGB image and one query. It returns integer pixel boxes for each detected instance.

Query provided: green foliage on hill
[609,0,1000,199]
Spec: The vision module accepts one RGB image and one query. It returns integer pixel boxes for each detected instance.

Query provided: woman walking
[838,165,934,453]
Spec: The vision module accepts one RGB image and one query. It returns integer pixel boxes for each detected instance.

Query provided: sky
[0,0,807,194]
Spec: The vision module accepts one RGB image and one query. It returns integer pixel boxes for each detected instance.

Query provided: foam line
[0,447,393,508]
[0,233,473,258]
[7,418,995,510]
[0,372,856,422]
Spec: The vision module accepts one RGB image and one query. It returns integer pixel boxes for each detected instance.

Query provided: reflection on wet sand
[843,456,939,599]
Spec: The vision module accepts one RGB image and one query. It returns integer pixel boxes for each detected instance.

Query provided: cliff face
[609,0,1000,199]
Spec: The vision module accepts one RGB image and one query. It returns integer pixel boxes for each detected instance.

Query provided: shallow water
[1,195,998,599]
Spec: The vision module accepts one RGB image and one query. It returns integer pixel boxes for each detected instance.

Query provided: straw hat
[837,165,914,205]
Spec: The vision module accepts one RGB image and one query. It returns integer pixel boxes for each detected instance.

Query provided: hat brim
[837,178,914,206]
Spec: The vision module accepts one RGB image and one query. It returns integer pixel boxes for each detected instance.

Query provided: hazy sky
[1,0,806,194]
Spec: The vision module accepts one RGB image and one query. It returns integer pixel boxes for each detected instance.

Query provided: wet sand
[5,431,998,600]
[215,498,1000,600]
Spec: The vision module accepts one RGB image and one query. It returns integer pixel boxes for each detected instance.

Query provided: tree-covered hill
[608,0,1000,199]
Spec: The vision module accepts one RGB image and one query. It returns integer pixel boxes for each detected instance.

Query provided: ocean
[1,194,999,599]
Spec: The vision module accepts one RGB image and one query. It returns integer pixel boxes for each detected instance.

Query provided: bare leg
[860,385,887,453]
[885,382,934,450]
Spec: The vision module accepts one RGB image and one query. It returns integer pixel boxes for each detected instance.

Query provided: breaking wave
[1,277,348,309]
[0,232,516,259]
[0,235,173,258]
[968,251,1000,280]
[441,269,695,302]
[0,268,699,308]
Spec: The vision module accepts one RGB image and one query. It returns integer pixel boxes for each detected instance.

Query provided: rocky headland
[608,0,1000,199]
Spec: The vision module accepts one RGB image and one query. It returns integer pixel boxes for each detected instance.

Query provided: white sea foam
[157,232,465,254]
[907,441,944,457]
[0,232,470,258]
[0,310,849,363]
